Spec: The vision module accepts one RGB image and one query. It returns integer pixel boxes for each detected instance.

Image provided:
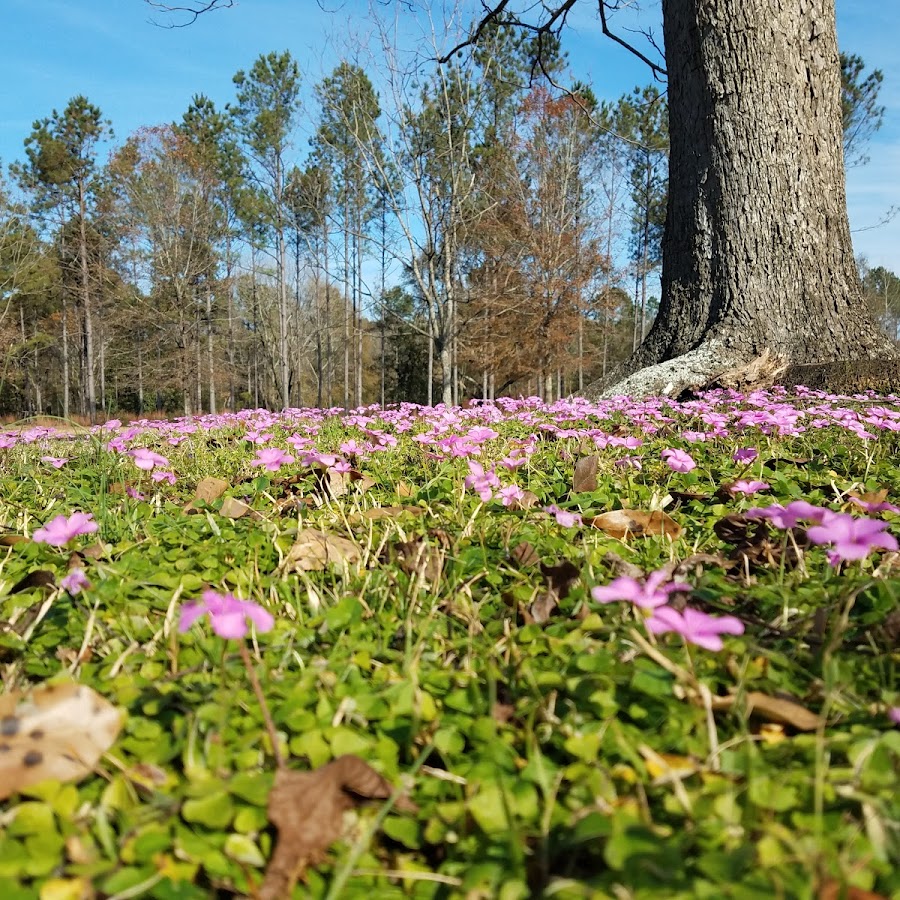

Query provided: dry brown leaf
[818,882,887,900]
[10,570,56,594]
[396,481,414,498]
[510,541,540,568]
[526,560,580,624]
[356,505,424,521]
[528,591,558,624]
[184,477,230,513]
[602,550,643,580]
[393,538,444,584]
[711,691,822,731]
[491,702,515,724]
[539,561,580,600]
[508,490,540,511]
[219,496,256,519]
[0,534,27,547]
[277,529,361,575]
[0,682,122,800]
[260,755,417,899]
[347,470,376,492]
[573,455,599,493]
[590,509,681,541]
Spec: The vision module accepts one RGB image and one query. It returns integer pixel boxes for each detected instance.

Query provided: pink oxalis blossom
[647,606,745,651]
[60,568,90,594]
[252,448,295,472]
[41,456,69,469]
[662,448,696,473]
[33,512,98,546]
[592,569,691,609]
[179,590,274,639]
[464,460,500,502]
[130,448,170,471]
[544,505,583,528]
[729,480,770,495]
[806,512,898,564]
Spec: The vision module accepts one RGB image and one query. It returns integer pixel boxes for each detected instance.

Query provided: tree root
[586,344,900,401]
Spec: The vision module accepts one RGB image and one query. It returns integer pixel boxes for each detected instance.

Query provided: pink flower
[591,569,690,610]
[33,512,98,546]
[288,434,314,451]
[126,487,145,500]
[889,707,900,726]
[465,426,499,443]
[130,448,170,471]
[252,448,295,472]
[464,460,499,502]
[498,484,525,507]
[732,448,758,463]
[662,448,696,473]
[61,568,90,594]
[244,430,273,444]
[544,505,583,528]
[179,590,274,639]
[849,497,900,515]
[647,606,745,651]
[330,460,352,474]
[806,513,898,564]
[730,480,770,495]
[41,456,69,469]
[151,470,177,484]
[746,500,831,530]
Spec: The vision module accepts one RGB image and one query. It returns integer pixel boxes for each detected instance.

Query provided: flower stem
[238,640,285,769]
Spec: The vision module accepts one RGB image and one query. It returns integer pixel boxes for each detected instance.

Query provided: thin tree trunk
[78,181,96,423]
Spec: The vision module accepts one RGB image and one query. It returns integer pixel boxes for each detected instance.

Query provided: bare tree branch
[144,0,235,28]
[597,0,666,79]
[438,0,666,79]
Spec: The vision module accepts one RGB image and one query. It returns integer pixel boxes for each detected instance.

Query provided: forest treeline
[0,19,895,419]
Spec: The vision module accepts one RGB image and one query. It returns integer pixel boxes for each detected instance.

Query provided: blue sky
[2,0,898,273]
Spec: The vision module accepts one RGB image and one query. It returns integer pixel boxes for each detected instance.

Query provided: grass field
[0,388,898,899]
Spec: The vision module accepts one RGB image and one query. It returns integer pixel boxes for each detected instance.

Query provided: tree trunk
[207,288,216,414]
[590,0,897,400]
[78,183,97,423]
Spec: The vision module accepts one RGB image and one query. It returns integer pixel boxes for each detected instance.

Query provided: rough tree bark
[588,0,897,399]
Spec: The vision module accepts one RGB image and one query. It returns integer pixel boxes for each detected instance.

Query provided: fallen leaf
[277,529,361,575]
[601,550,643,580]
[573,455,599,493]
[219,496,255,519]
[396,481,414,498]
[526,560,581,624]
[638,745,701,784]
[711,691,822,731]
[589,509,681,541]
[0,534,27,546]
[347,469,376,492]
[356,505,424,520]
[184,477,230,513]
[9,570,56,594]
[259,755,417,899]
[539,561,580,600]
[818,882,887,900]
[491,702,515,724]
[508,490,540,511]
[392,537,443,584]
[667,489,713,506]
[528,591,558,624]
[510,541,539,568]
[0,682,122,800]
